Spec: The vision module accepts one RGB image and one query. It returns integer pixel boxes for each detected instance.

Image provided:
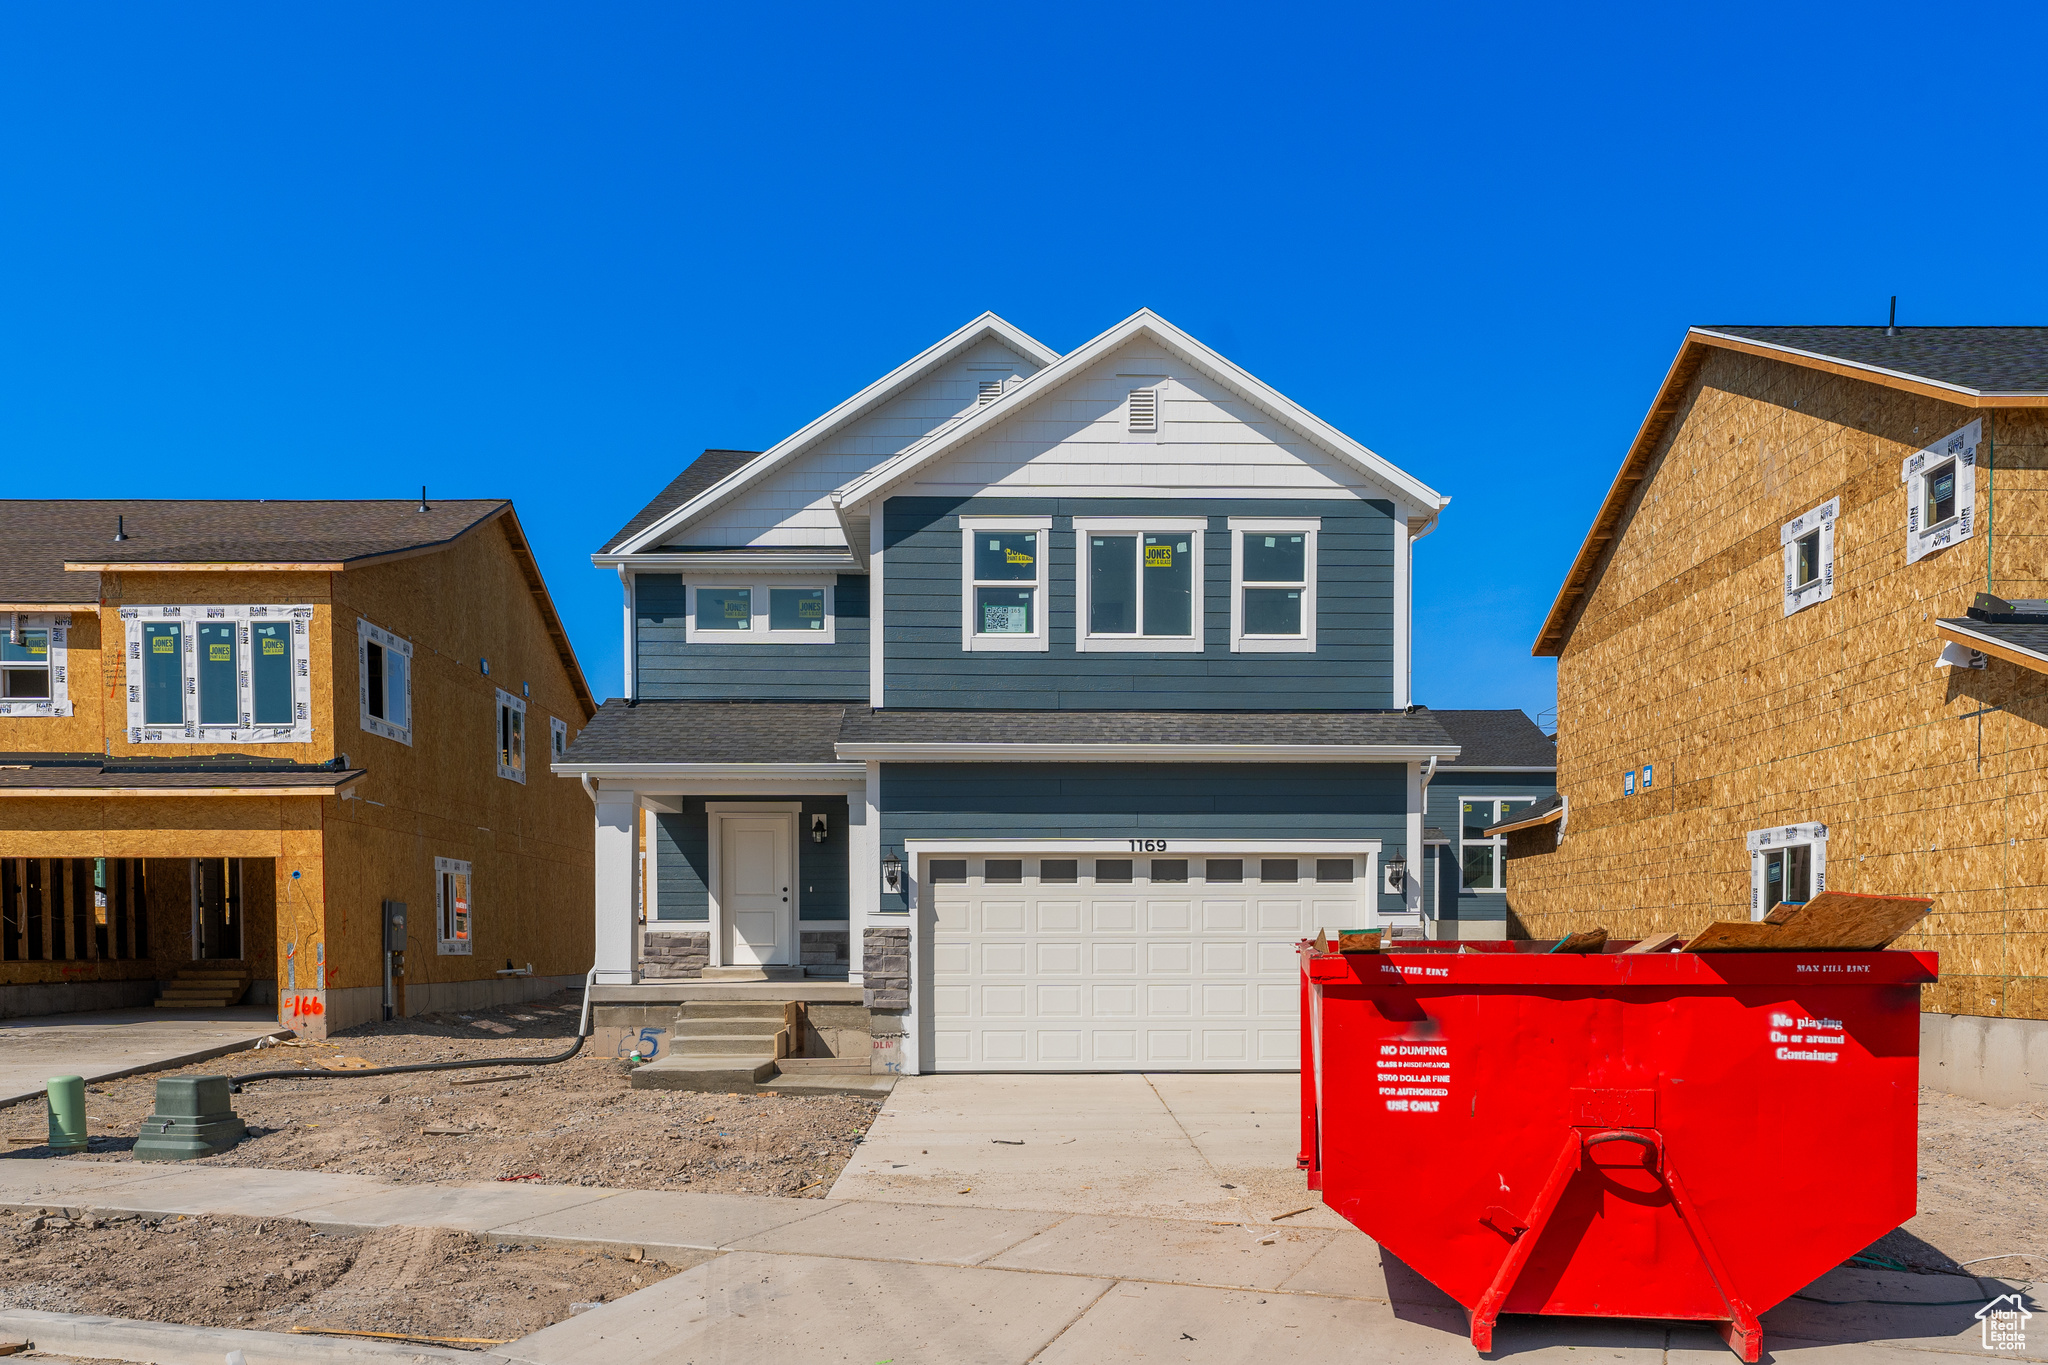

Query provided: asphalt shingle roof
[1430,710,1555,769]
[836,707,1457,749]
[600,451,763,554]
[1480,791,1564,835]
[560,700,849,766]
[1939,617,2048,662]
[0,753,363,792]
[1701,326,2048,395]
[0,500,509,604]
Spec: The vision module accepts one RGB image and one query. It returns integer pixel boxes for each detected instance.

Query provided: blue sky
[5,4,2045,724]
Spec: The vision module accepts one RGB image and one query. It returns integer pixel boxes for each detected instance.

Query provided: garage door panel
[930,853,1368,1072]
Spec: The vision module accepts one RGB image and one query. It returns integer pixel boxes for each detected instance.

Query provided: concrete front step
[760,1072,897,1098]
[629,1055,777,1091]
[681,1001,789,1020]
[700,965,805,982]
[672,1032,782,1056]
[773,1057,871,1073]
[683,1017,787,1036]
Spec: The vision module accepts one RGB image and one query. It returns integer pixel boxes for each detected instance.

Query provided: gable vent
[1127,387,1158,433]
[977,380,1004,406]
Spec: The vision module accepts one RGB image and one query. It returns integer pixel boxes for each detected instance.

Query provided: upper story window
[123,605,313,744]
[435,855,473,954]
[960,516,1051,652]
[1748,823,1826,920]
[1075,517,1206,653]
[495,688,526,783]
[1460,797,1535,892]
[358,618,414,747]
[1902,419,1978,564]
[1228,518,1318,653]
[550,714,569,763]
[1781,497,1838,616]
[0,615,72,718]
[683,583,836,643]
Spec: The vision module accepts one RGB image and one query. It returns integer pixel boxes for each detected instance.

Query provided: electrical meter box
[383,899,407,953]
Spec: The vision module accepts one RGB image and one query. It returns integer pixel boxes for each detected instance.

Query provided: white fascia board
[553,762,866,785]
[592,552,861,572]
[1436,765,1558,773]
[905,837,1383,855]
[831,309,1450,520]
[834,742,1462,763]
[616,313,1059,555]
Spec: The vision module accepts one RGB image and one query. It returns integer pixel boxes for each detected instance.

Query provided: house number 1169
[1128,839,1169,852]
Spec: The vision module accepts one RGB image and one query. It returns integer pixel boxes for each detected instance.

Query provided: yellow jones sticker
[151,637,176,654]
[208,644,232,662]
[28,644,44,656]
[797,599,822,618]
[724,602,748,618]
[262,639,286,655]
[1005,549,1034,565]
[1144,545,1174,568]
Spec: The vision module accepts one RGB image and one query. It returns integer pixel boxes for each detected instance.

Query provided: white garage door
[928,852,1372,1072]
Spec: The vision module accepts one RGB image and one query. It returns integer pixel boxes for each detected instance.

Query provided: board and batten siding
[653,796,850,923]
[635,573,868,701]
[883,497,1394,708]
[678,337,1042,548]
[1424,771,1558,929]
[877,762,1411,919]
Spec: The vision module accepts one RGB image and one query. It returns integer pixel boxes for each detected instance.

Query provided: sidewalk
[0,1006,285,1109]
[0,1158,2030,1364]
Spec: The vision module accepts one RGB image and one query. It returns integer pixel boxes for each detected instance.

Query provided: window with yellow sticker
[1076,519,1205,650]
[125,605,312,741]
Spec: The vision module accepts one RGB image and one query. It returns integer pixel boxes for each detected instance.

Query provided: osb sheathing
[1515,347,2048,1021]
[0,517,592,1015]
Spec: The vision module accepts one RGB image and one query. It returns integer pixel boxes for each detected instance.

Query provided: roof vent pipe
[113,515,128,542]
[419,485,431,513]
[1887,296,1897,336]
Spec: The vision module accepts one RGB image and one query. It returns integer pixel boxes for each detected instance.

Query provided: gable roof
[1,498,596,721]
[602,313,1059,558]
[600,451,761,554]
[829,309,1449,531]
[1534,325,2048,658]
[1429,709,1555,768]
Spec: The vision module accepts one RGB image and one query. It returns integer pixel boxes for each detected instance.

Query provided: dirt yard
[0,990,881,1197]
[1872,1088,2048,1280]
[0,1208,679,1345]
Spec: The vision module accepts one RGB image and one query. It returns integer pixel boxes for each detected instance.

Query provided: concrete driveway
[0,1006,286,1109]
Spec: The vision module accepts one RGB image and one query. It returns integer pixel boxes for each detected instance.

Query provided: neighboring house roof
[1481,792,1565,836]
[0,498,596,721]
[561,700,850,767]
[1429,710,1556,769]
[835,706,1459,760]
[1534,325,2048,658]
[829,310,1450,547]
[604,313,1060,558]
[0,753,365,798]
[599,450,762,555]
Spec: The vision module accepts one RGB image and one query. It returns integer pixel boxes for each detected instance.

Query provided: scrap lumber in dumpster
[1548,927,1609,953]
[1682,891,1934,952]
[1623,932,1684,954]
[1338,931,1384,953]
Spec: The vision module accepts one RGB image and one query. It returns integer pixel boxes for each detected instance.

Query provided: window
[496,689,526,783]
[124,605,313,743]
[960,516,1051,651]
[1461,798,1536,892]
[1780,497,1839,616]
[1205,858,1244,882]
[1075,517,1205,652]
[357,618,413,746]
[0,614,72,718]
[550,715,569,762]
[435,856,473,954]
[683,584,836,642]
[1127,386,1158,433]
[1040,859,1079,883]
[1316,859,1355,883]
[985,859,1024,884]
[1229,519,1318,653]
[930,859,968,884]
[1748,823,1827,921]
[1260,858,1299,882]
[1094,859,1133,883]
[1150,859,1189,882]
[1902,419,1979,564]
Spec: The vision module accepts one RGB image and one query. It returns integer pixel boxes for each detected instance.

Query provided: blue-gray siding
[1426,771,1557,926]
[882,497,1394,709]
[879,762,1411,918]
[654,795,849,922]
[636,573,868,700]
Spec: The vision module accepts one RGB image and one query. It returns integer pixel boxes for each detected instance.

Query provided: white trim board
[896,836,1383,915]
[614,313,1059,555]
[835,742,1460,762]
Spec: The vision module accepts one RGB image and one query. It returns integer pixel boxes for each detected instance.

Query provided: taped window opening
[357,618,413,746]
[1747,823,1828,921]
[496,689,527,784]
[125,605,313,744]
[435,856,473,955]
[1781,498,1839,616]
[1902,420,1979,565]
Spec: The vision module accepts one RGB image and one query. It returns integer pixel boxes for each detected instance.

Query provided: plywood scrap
[1548,928,1609,954]
[1338,931,1384,953]
[1682,891,1934,952]
[1312,930,1331,955]
[1622,932,1684,954]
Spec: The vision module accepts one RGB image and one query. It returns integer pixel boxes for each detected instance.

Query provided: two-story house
[0,499,597,1037]
[1496,325,2048,1106]
[559,310,1555,1079]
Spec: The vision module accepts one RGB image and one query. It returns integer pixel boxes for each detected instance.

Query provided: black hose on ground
[228,965,600,1092]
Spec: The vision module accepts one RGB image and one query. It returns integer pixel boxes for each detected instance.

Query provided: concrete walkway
[0,1157,2030,1363]
[0,1006,286,1110]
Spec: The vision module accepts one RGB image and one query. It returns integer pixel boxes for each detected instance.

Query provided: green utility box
[134,1077,246,1161]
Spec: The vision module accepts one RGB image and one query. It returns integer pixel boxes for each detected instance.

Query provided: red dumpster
[1298,940,1937,1361]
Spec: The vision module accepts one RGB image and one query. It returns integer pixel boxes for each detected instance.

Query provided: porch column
[593,789,638,985]
[1406,760,1426,927]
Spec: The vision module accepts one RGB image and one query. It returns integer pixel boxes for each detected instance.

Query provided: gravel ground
[1868,1088,2048,1282]
[0,1209,678,1345]
[1,990,880,1197]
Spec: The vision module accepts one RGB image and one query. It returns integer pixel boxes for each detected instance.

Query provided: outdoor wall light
[881,852,903,896]
[1382,857,1407,895]
[810,813,829,844]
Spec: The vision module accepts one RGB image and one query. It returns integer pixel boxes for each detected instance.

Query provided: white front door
[723,816,791,965]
